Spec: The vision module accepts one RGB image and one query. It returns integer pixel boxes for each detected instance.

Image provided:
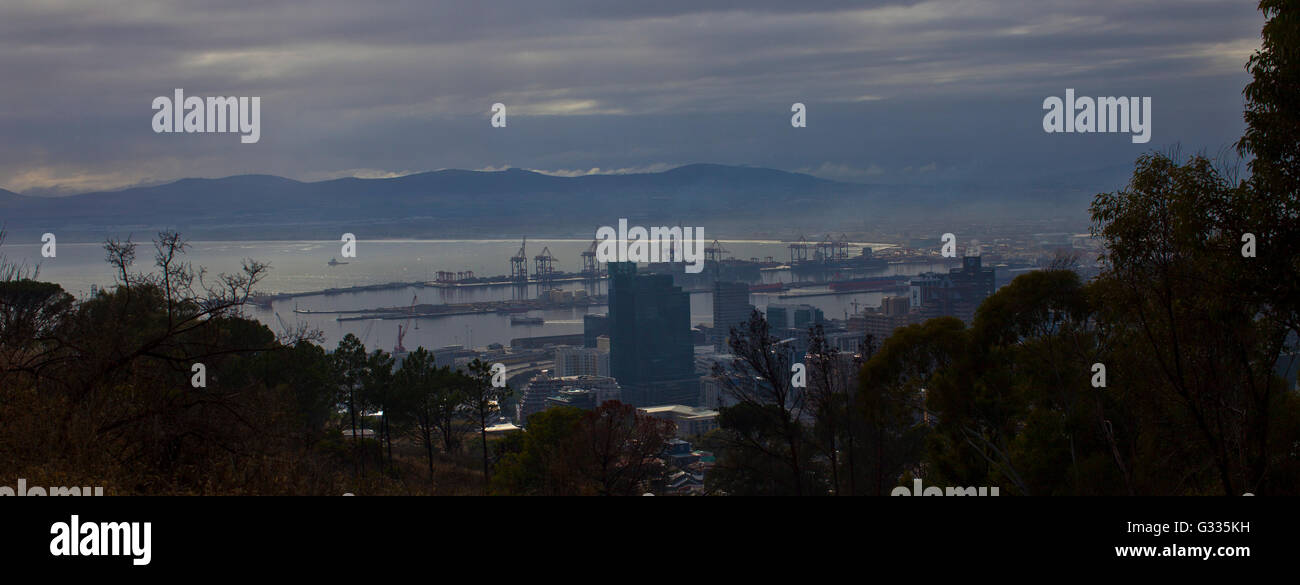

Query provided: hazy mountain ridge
[0,165,867,238]
[0,164,1095,241]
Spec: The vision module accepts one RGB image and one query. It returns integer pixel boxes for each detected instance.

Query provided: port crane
[510,238,528,283]
[534,246,556,287]
[581,239,604,278]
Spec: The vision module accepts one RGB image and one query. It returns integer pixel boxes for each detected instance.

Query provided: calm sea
[1,239,952,351]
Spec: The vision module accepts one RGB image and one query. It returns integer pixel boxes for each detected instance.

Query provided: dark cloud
[0,0,1264,194]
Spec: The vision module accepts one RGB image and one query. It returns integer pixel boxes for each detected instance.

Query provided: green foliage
[491,401,674,495]
[491,406,585,495]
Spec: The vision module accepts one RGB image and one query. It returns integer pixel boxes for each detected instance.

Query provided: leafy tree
[1091,151,1297,494]
[462,359,511,486]
[393,347,465,485]
[364,348,397,472]
[1237,0,1300,338]
[0,278,75,388]
[491,406,585,495]
[332,333,370,476]
[565,401,676,496]
[858,318,958,494]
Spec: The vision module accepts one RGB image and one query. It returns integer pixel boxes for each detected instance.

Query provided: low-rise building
[639,404,719,438]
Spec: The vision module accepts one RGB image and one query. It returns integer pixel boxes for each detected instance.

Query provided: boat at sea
[510,316,545,326]
[826,275,908,292]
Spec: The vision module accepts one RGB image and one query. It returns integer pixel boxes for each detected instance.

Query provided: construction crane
[394,294,417,354]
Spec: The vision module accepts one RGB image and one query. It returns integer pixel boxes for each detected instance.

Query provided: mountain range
[0,164,1093,241]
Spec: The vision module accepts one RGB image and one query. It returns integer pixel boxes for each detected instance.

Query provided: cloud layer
[0,0,1264,195]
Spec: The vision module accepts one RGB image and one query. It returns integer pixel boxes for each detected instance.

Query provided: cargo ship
[748,282,787,293]
[826,275,908,292]
[510,316,545,325]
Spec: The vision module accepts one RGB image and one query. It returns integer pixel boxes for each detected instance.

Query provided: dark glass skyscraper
[712,280,753,351]
[583,313,609,348]
[608,262,698,406]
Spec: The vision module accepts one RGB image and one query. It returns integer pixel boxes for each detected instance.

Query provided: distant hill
[0,163,1096,241]
[0,164,889,240]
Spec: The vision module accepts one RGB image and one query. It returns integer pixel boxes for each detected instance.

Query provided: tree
[0,230,362,495]
[491,402,674,495]
[462,359,511,487]
[332,333,370,477]
[708,309,825,495]
[0,278,74,389]
[858,318,956,494]
[1237,0,1300,338]
[804,324,869,495]
[364,348,397,472]
[566,401,676,496]
[491,406,586,495]
[1091,151,1297,494]
[394,347,464,485]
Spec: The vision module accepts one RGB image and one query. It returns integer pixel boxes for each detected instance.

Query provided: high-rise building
[856,295,914,343]
[583,313,609,348]
[908,254,996,323]
[712,281,753,351]
[608,262,698,406]
[882,295,910,317]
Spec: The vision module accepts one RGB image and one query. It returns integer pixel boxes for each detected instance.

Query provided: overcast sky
[0,0,1265,196]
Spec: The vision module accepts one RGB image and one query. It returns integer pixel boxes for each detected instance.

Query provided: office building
[909,255,996,323]
[583,314,609,348]
[712,280,753,351]
[766,303,824,332]
[554,345,610,377]
[638,405,720,439]
[517,373,621,423]
[608,262,698,406]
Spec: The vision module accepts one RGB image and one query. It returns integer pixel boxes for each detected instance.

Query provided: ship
[748,282,788,293]
[826,275,908,292]
[327,257,349,266]
[510,316,545,326]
